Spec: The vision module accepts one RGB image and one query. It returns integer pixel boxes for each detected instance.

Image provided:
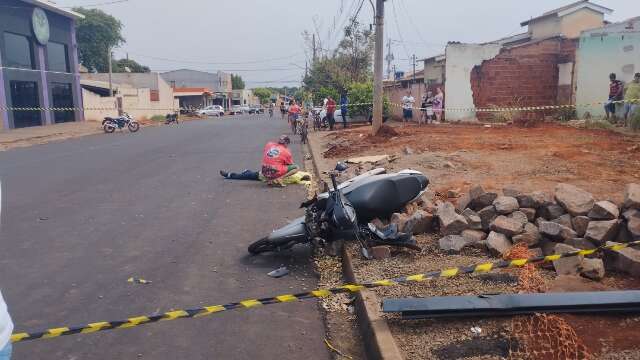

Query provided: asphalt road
[0,114,329,359]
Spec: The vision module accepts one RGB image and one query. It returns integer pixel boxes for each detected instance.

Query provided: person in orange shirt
[220,135,298,185]
[326,96,337,130]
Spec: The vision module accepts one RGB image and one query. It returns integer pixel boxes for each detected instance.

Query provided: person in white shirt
[0,291,13,359]
[401,91,415,125]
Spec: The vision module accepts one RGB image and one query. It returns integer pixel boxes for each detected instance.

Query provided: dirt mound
[374,124,399,138]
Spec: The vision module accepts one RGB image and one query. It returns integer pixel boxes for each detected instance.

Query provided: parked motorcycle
[103,113,140,133]
[165,112,179,125]
[248,168,429,258]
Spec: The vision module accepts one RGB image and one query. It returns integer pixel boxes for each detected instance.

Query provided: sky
[53,0,640,87]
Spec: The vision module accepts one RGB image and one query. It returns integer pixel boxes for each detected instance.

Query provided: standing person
[433,87,444,123]
[401,91,415,126]
[326,96,337,130]
[280,101,287,120]
[0,290,13,360]
[288,100,301,133]
[340,94,349,129]
[605,73,624,122]
[623,73,640,126]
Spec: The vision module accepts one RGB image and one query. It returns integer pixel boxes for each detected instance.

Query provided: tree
[231,74,245,90]
[113,58,150,73]
[252,88,273,104]
[73,7,125,73]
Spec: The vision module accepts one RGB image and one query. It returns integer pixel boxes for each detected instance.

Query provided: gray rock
[371,246,391,260]
[626,211,640,239]
[571,216,590,237]
[469,185,486,202]
[461,208,482,230]
[509,211,529,228]
[502,186,522,197]
[493,196,519,215]
[623,183,640,209]
[520,208,537,222]
[616,224,633,243]
[538,221,577,242]
[551,214,574,229]
[529,247,543,258]
[471,192,498,211]
[486,231,512,257]
[531,191,552,208]
[554,183,595,216]
[461,229,487,243]
[604,241,640,277]
[447,189,460,198]
[541,241,561,256]
[565,238,597,250]
[535,217,546,228]
[478,206,497,231]
[539,203,566,220]
[490,215,525,237]
[580,258,605,280]
[419,196,438,213]
[439,235,473,253]
[588,201,620,220]
[455,193,471,212]
[390,213,409,232]
[512,223,541,247]
[585,220,620,245]
[552,243,583,276]
[436,202,469,236]
[404,210,434,235]
[516,194,536,209]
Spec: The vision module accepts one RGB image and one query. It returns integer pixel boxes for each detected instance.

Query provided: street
[0,115,328,359]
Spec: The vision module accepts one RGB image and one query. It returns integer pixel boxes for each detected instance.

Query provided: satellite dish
[124,66,132,73]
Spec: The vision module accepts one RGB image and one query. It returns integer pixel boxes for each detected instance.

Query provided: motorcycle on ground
[165,112,179,125]
[102,113,140,133]
[248,168,429,258]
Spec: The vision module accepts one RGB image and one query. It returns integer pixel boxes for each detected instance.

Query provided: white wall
[444,43,501,121]
[575,18,640,118]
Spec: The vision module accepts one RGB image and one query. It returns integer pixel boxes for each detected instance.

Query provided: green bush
[346,82,390,118]
[150,114,166,122]
[314,87,340,106]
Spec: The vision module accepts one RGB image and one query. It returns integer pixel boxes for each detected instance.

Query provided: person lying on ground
[219,135,299,186]
[219,169,312,185]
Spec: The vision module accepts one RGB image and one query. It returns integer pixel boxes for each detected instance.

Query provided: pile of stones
[387,183,640,280]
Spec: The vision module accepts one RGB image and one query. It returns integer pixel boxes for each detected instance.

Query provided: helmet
[278,135,291,145]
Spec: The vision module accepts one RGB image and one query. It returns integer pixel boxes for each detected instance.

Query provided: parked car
[319,108,387,124]
[230,105,244,115]
[241,105,251,113]
[197,105,225,117]
[249,105,263,114]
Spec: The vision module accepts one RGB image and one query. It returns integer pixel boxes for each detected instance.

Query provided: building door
[51,83,75,123]
[10,81,41,128]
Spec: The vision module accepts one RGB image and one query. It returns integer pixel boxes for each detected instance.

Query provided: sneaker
[219,170,229,178]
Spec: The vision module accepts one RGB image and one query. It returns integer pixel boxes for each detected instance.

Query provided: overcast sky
[55,0,640,87]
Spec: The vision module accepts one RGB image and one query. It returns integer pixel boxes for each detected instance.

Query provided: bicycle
[298,118,309,144]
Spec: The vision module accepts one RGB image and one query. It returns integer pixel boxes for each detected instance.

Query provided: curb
[306,131,403,360]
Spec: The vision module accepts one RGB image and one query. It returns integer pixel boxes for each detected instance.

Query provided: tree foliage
[231,74,245,90]
[73,7,125,72]
[303,21,374,102]
[252,88,273,104]
[347,82,390,117]
[113,58,150,73]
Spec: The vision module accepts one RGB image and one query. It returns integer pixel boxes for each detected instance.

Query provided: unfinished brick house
[444,0,613,121]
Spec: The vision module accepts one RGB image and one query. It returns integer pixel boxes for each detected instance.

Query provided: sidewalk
[0,121,103,151]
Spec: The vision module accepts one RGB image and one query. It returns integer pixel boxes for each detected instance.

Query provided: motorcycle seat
[344,174,428,221]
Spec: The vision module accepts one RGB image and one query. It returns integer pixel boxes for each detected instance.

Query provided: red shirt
[288,104,301,114]
[326,99,336,114]
[261,142,293,180]
[609,80,624,100]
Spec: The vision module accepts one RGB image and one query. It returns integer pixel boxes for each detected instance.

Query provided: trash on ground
[345,155,389,164]
[267,266,290,278]
[128,277,152,284]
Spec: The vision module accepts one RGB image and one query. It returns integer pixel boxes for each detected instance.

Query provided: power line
[389,0,411,59]
[123,51,306,66]
[60,0,129,8]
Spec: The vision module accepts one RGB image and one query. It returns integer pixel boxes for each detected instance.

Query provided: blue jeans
[624,103,638,118]
[0,343,12,360]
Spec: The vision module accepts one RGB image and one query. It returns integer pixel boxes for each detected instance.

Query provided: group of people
[606,72,640,126]
[401,88,444,125]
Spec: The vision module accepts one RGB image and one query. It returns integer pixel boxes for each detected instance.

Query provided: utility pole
[372,0,385,135]
[108,49,113,97]
[412,54,416,86]
[385,40,394,80]
[312,34,317,63]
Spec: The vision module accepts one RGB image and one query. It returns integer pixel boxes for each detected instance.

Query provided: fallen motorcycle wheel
[103,123,116,133]
[248,237,279,255]
[128,122,140,132]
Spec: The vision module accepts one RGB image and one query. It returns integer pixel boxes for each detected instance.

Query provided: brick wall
[470,38,578,121]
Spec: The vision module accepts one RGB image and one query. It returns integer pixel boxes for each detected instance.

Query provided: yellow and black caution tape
[392,98,640,113]
[10,240,640,344]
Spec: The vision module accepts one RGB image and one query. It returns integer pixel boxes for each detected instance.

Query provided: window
[10,81,41,128]
[51,83,75,123]
[46,42,70,72]
[3,32,35,69]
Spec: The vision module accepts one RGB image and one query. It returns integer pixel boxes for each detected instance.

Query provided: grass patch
[150,115,166,122]
[584,119,614,130]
